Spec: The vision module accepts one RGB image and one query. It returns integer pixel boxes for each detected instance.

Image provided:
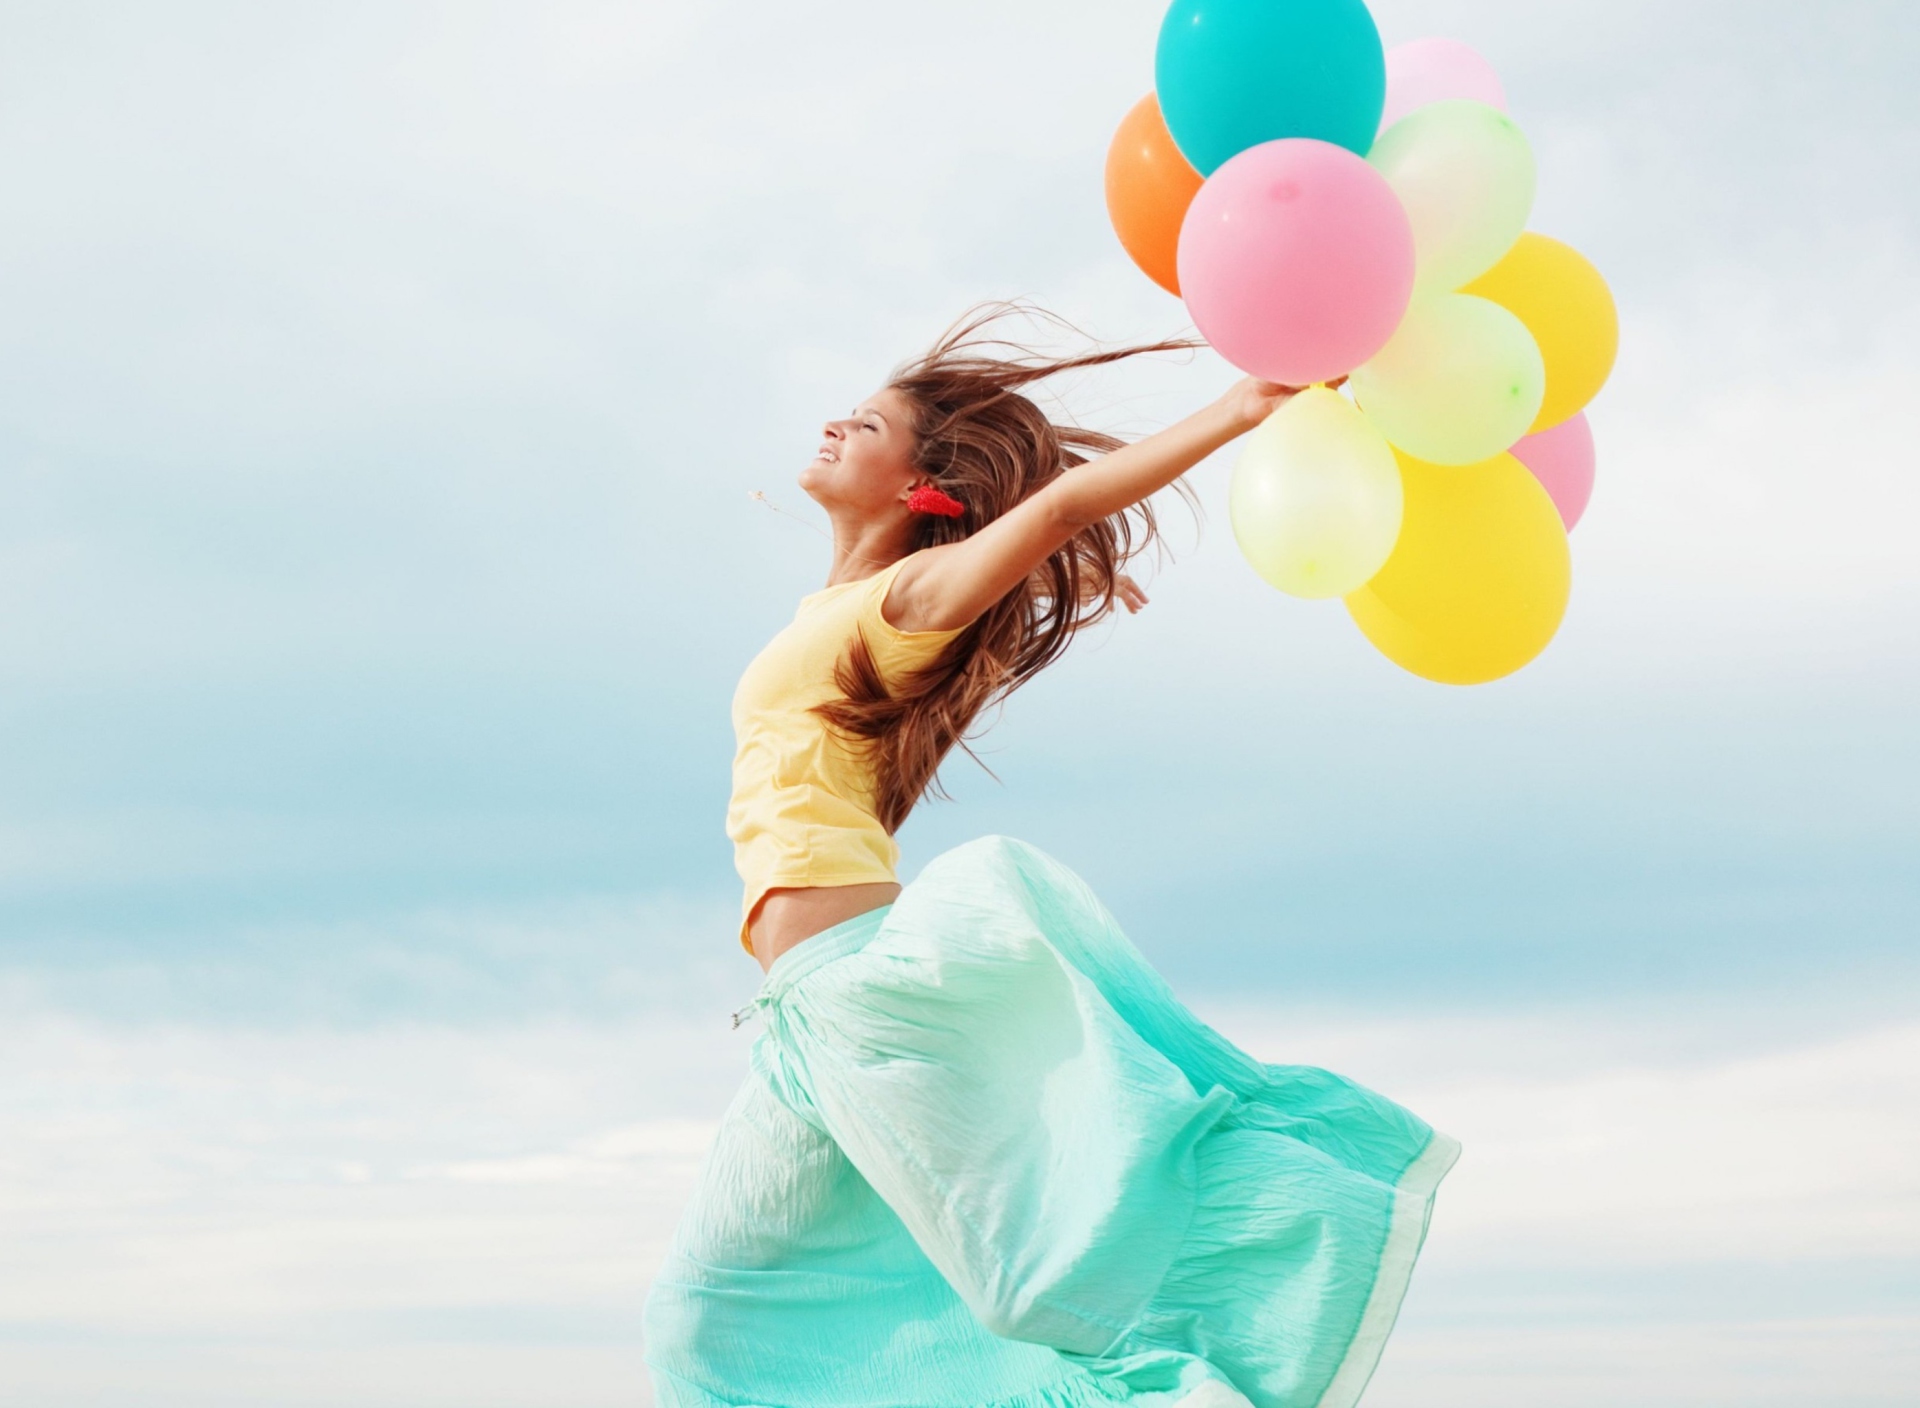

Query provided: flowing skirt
[643,837,1457,1408]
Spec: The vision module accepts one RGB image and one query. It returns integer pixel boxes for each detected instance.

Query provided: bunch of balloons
[1105,2,1617,684]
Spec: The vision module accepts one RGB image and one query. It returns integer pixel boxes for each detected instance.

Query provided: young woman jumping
[642,307,1457,1408]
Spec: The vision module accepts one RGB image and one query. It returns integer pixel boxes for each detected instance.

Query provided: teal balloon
[1155,0,1386,174]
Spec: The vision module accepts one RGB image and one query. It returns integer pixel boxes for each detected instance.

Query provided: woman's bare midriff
[750,882,902,973]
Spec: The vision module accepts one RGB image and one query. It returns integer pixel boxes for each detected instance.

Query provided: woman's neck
[825,516,912,587]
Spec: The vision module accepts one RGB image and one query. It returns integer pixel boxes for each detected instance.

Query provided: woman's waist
[732,826,902,958]
[750,883,900,973]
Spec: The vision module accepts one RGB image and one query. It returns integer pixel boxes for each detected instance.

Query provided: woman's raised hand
[1221,374,1346,433]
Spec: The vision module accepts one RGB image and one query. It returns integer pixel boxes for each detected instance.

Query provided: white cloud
[417,1118,719,1186]
[1368,1314,1920,1408]
[1202,1005,1920,1262]
[0,1013,738,1339]
[1,997,1914,1405]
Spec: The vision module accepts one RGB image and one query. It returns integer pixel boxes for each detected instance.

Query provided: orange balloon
[1104,95,1203,296]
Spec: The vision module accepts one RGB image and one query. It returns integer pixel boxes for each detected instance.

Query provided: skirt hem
[1311,1129,1462,1408]
[644,1356,1133,1408]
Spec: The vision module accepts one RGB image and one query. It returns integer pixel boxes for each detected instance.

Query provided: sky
[0,1,1915,1404]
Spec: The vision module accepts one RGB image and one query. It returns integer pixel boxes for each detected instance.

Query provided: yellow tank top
[727,554,964,953]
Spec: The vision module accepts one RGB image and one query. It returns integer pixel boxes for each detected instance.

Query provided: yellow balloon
[1464,232,1618,433]
[1345,451,1570,684]
[1230,388,1403,600]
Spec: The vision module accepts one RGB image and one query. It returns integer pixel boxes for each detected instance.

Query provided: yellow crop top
[727,554,964,953]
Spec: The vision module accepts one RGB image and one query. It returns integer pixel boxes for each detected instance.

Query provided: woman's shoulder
[865,550,964,644]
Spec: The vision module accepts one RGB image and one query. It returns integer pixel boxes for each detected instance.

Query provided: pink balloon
[1510,412,1595,530]
[1177,139,1415,387]
[1379,38,1508,134]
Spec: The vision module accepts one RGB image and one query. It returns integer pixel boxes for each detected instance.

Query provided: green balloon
[1230,388,1404,599]
[1350,294,1546,466]
[1370,99,1535,293]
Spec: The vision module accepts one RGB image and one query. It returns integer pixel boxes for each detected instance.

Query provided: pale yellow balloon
[1349,293,1545,465]
[1464,232,1619,432]
[1345,450,1570,684]
[1230,388,1403,599]
[1369,99,1536,293]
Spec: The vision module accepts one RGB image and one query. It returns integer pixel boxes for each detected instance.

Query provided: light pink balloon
[1379,38,1508,135]
[1510,412,1595,530]
[1177,138,1415,387]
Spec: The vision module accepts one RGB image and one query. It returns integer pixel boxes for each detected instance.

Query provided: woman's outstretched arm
[888,377,1298,633]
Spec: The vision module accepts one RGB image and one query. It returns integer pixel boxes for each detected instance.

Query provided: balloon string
[747,489,833,544]
[747,490,898,571]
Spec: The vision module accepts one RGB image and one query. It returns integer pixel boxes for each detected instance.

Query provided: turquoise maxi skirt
[643,837,1458,1408]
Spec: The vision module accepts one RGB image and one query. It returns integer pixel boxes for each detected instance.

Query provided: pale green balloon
[1370,98,1535,293]
[1349,294,1546,466]
[1230,387,1404,600]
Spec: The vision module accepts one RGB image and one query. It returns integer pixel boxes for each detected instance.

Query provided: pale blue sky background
[1,2,1915,1405]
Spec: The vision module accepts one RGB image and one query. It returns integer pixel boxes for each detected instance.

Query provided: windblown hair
[813,303,1199,833]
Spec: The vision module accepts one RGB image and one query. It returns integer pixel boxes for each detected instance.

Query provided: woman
[643,308,1457,1408]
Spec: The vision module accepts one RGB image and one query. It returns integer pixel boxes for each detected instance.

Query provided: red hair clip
[907,484,966,518]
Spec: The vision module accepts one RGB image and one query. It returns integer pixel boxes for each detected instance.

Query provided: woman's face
[798,386,920,517]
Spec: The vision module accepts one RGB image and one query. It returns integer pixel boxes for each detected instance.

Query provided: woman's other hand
[1116,574,1149,614]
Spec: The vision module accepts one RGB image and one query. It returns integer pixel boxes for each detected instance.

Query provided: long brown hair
[813,303,1199,833]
